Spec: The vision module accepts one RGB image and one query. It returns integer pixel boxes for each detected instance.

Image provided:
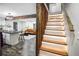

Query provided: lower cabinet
[3,33,19,45]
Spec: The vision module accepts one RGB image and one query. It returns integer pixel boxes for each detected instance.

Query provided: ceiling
[0,3,36,17]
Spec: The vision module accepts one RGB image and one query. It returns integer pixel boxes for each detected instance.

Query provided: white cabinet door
[10,34,19,45]
[5,34,11,44]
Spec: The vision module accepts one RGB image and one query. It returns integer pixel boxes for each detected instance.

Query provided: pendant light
[5,13,14,20]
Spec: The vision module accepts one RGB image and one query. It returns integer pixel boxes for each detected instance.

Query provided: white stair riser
[45,30,65,36]
[47,22,64,26]
[46,26,64,30]
[42,42,67,50]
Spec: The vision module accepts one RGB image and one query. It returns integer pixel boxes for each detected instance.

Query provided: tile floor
[2,41,24,56]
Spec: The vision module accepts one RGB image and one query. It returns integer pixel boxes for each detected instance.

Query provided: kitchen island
[0,29,22,45]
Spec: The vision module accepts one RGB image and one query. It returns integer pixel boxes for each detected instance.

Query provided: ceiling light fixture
[5,13,14,20]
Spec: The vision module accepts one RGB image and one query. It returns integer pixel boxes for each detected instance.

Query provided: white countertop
[0,29,22,34]
[24,35,36,40]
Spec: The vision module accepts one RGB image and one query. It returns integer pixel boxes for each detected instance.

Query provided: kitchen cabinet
[4,33,19,45]
[1,30,21,45]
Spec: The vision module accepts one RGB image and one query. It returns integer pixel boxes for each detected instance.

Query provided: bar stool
[18,34,25,42]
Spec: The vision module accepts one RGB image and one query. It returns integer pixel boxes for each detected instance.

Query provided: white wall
[0,17,5,26]
[0,3,36,17]
[49,3,61,14]
[64,3,79,56]
[16,18,36,31]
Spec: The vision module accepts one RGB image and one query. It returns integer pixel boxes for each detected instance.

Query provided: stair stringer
[62,11,71,56]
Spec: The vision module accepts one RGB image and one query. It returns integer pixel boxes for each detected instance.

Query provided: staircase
[39,13,68,56]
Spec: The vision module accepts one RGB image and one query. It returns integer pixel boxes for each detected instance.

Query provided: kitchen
[0,3,36,56]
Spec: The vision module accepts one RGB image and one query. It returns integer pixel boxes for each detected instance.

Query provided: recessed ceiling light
[3,11,17,16]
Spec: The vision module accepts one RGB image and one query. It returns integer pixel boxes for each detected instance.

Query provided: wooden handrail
[36,3,48,56]
[61,4,74,31]
[66,15,74,31]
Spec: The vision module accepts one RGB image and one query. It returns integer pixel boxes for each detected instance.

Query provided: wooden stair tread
[45,30,66,37]
[47,22,64,23]
[47,22,64,26]
[48,20,63,22]
[39,50,62,56]
[44,35,67,39]
[42,42,67,50]
[48,14,63,16]
[43,37,67,45]
[48,19,64,21]
[46,26,64,31]
[40,45,68,56]
[48,14,64,19]
[46,25,64,26]
[48,16,63,18]
[45,30,65,32]
[43,35,67,41]
[45,30,65,35]
[48,18,64,21]
[46,26,64,27]
[46,28,65,31]
[48,17,64,20]
[46,28,64,31]
[45,34,66,37]
[48,17,63,19]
